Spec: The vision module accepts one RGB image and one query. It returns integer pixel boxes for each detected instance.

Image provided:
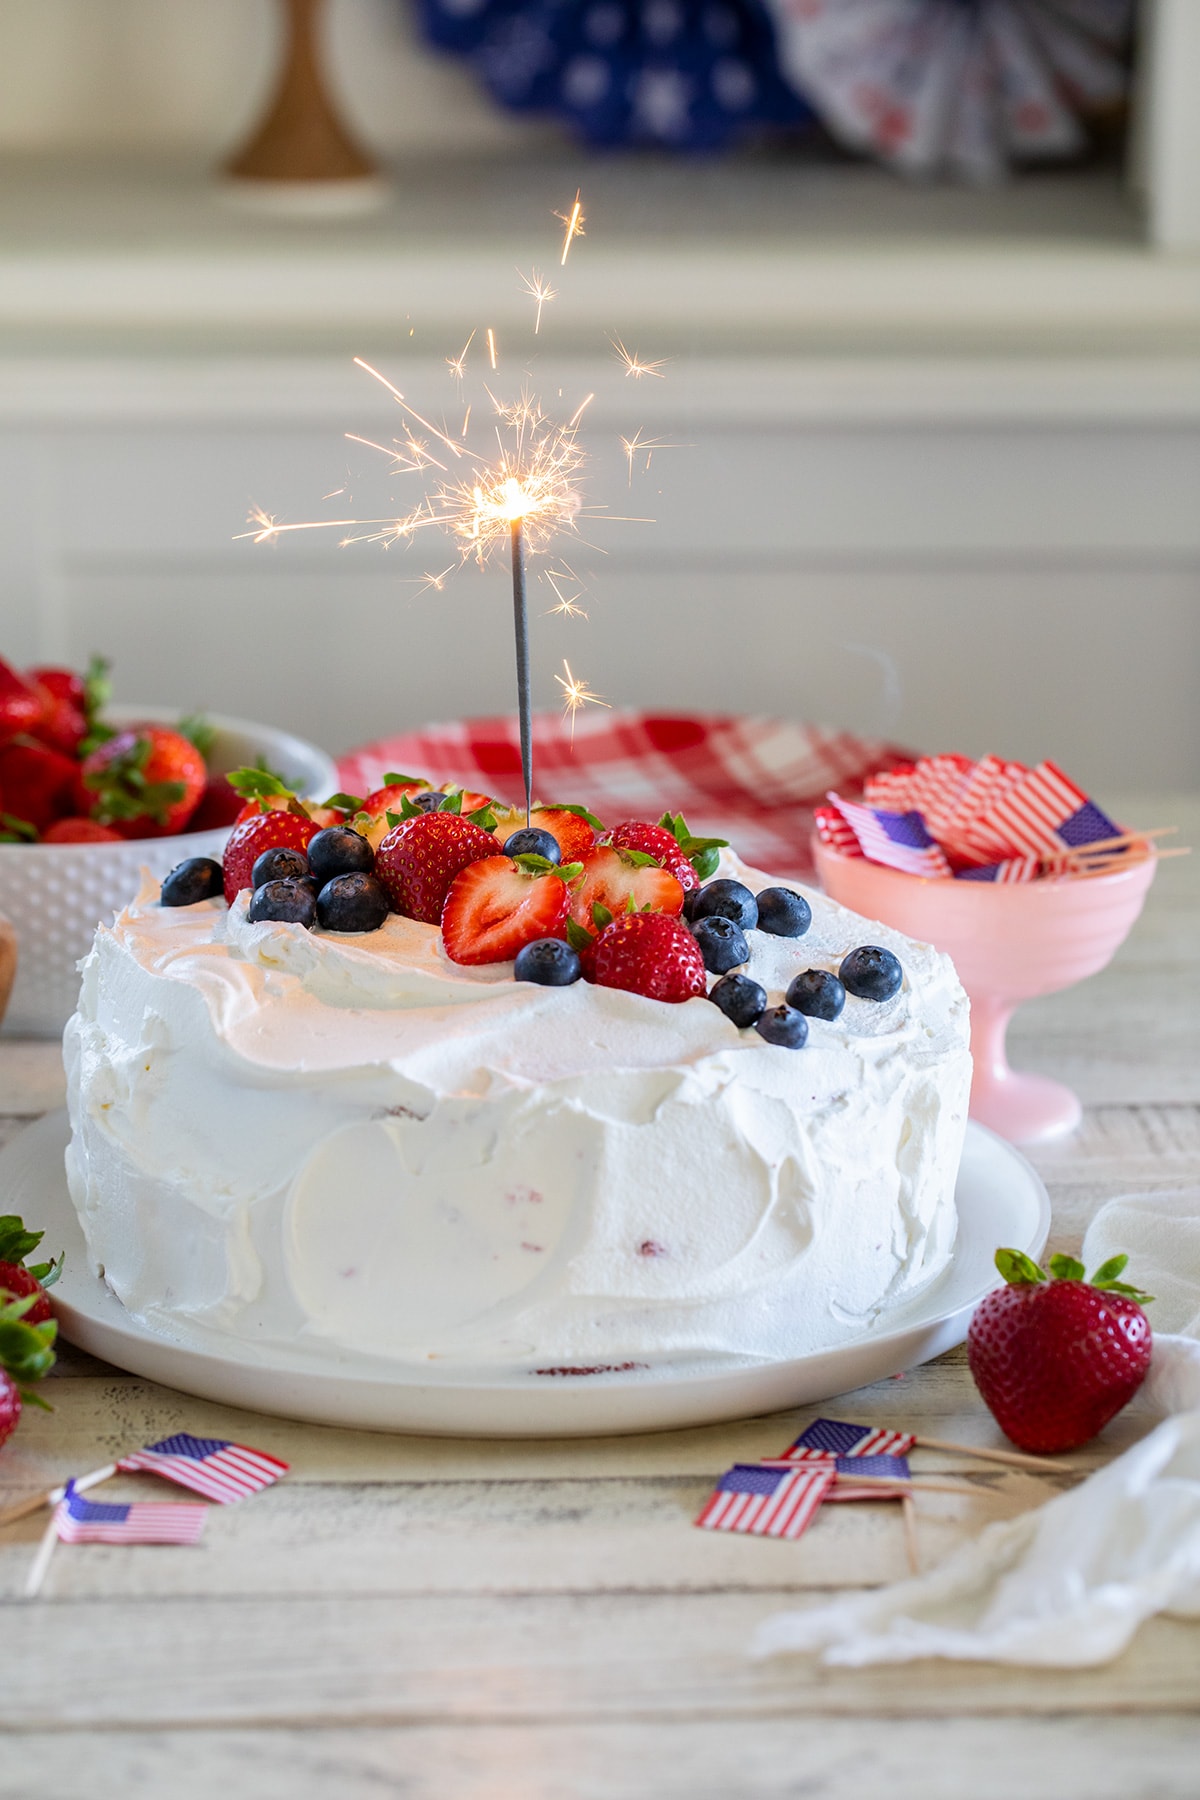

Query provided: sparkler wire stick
[511,515,532,826]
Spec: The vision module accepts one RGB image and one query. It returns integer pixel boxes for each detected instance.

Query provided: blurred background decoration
[413,0,1134,176]
[0,0,1195,798]
[223,0,389,213]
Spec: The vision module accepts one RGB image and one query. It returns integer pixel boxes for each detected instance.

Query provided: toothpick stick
[833,1474,979,1496]
[23,1509,60,1599]
[1058,826,1177,859]
[0,1463,116,1531]
[902,1494,920,1574]
[1064,847,1189,880]
[915,1435,1075,1473]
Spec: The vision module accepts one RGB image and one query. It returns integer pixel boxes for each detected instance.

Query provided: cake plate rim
[3,1111,1049,1439]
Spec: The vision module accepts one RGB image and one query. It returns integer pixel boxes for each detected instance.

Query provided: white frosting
[64,855,971,1371]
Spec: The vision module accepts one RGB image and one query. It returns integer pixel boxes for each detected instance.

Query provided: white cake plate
[2,1113,1048,1438]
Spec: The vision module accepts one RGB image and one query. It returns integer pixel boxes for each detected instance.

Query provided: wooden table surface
[3,797,1198,1800]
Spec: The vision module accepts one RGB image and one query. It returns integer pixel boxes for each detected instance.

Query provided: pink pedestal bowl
[814,842,1157,1145]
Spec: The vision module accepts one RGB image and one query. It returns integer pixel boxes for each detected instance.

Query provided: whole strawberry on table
[0,1215,60,1451]
[0,652,248,844]
[968,1248,1154,1454]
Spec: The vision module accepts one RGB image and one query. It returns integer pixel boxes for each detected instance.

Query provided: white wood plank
[0,1467,1040,1601]
[7,1716,1200,1800]
[7,1591,1199,1726]
[1,1355,1151,1497]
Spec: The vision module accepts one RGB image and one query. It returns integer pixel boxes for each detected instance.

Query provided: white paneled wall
[1,357,1196,792]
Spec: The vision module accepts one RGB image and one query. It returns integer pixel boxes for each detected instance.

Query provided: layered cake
[64,786,971,1371]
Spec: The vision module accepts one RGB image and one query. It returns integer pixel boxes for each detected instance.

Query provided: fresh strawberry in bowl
[0,691,338,1037]
[967,1248,1154,1454]
[82,725,207,839]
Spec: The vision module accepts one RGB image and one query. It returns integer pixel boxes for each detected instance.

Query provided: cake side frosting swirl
[64,854,971,1369]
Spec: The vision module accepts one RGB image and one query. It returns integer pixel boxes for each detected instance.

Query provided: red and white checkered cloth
[338,711,911,881]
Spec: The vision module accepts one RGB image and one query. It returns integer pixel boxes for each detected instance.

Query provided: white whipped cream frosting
[64,855,971,1370]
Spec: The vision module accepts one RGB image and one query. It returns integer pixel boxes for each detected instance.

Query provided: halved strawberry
[82,726,206,838]
[442,855,574,965]
[355,776,433,848]
[568,845,684,933]
[227,767,346,831]
[600,814,727,892]
[222,809,317,904]
[491,803,602,862]
[376,812,500,923]
[592,912,707,1004]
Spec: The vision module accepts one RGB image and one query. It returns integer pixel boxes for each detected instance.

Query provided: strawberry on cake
[64,774,971,1372]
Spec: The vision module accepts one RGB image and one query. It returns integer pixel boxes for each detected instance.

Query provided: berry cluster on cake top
[160,770,904,1049]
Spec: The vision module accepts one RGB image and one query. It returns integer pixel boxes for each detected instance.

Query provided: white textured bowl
[0,708,339,1038]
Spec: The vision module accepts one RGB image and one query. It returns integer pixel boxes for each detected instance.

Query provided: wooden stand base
[222,0,387,210]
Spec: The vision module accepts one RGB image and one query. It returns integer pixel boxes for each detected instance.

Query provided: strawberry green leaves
[657,811,728,882]
[995,1246,1154,1305]
[0,1215,61,1287]
[0,1290,57,1405]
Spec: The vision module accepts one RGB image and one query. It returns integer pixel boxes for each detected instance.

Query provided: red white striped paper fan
[765,0,1132,181]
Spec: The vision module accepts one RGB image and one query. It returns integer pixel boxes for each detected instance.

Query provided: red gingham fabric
[338,711,911,881]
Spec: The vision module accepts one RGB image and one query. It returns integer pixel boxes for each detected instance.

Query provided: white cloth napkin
[753,1186,1200,1667]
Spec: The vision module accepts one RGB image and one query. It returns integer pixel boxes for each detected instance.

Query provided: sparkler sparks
[556,660,609,740]
[543,564,588,620]
[446,330,475,382]
[518,268,557,334]
[610,337,667,380]
[242,183,661,803]
[619,429,685,486]
[555,190,585,265]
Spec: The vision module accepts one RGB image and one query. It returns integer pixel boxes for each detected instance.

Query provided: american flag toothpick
[116,1435,289,1503]
[694,1464,834,1540]
[23,1479,207,1598]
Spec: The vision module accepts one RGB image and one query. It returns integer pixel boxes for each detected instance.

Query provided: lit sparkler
[242,186,672,812]
[518,268,557,334]
[556,660,609,742]
[610,337,667,380]
[555,190,585,265]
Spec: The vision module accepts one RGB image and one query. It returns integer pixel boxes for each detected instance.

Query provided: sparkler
[555,189,585,265]
[543,564,587,620]
[242,187,673,815]
[556,661,609,743]
[519,268,557,334]
[610,337,667,380]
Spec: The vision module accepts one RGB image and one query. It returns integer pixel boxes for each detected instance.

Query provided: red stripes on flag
[694,1466,834,1539]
